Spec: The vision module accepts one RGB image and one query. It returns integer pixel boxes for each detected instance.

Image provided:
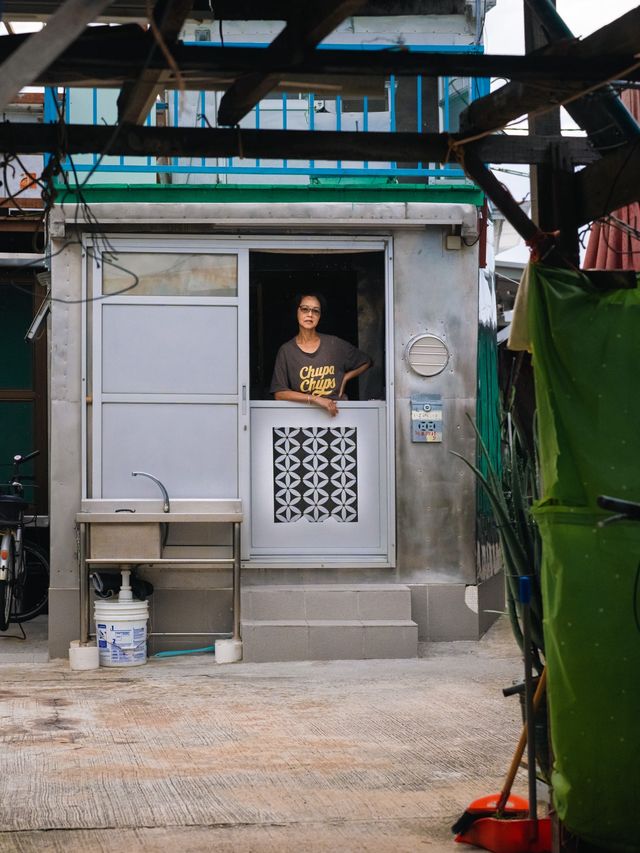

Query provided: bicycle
[598,495,640,633]
[0,451,50,632]
[597,495,640,524]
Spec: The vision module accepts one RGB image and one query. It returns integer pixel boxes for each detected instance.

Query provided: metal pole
[78,522,90,645]
[520,575,538,833]
[232,521,241,641]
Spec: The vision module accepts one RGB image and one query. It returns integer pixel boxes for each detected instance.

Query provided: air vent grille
[405,334,449,377]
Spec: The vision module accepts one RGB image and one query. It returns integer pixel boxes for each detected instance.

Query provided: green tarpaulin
[519,264,640,851]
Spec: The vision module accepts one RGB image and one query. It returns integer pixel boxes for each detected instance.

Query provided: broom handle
[496,666,547,814]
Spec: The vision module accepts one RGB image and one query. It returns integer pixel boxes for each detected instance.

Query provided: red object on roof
[584,89,640,271]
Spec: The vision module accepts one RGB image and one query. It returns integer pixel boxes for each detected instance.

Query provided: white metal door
[242,237,395,567]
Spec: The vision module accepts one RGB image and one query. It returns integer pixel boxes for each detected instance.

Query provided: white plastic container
[94,599,149,667]
[215,638,243,664]
[69,639,100,670]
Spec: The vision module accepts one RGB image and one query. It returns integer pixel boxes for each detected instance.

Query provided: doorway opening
[249,250,386,401]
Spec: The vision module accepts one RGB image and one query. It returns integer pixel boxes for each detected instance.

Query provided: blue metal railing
[46,44,488,185]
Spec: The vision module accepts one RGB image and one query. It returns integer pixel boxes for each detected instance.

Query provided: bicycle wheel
[11,542,49,623]
[0,536,15,631]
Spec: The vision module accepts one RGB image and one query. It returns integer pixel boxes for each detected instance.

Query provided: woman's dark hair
[293,292,327,320]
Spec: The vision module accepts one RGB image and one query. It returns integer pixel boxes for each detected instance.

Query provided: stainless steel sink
[76,499,244,560]
[77,498,243,523]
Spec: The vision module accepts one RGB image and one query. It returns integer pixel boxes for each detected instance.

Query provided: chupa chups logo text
[299,364,336,395]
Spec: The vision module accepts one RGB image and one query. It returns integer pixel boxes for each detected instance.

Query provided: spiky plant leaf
[453,415,546,658]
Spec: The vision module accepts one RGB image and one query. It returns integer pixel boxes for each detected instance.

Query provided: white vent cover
[405,334,450,377]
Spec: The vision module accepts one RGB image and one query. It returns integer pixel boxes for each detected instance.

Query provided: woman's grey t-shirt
[270,334,370,399]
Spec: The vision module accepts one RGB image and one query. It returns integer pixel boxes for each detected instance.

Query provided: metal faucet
[131,471,170,513]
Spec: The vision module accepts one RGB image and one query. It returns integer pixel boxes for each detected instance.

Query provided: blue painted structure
[46,43,488,184]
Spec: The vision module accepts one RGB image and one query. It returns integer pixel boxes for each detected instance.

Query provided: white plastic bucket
[94,599,149,667]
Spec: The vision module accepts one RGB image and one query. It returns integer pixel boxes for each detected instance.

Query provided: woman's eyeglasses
[299,305,321,316]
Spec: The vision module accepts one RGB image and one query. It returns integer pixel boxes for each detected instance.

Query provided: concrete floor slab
[0,617,527,852]
[0,614,48,663]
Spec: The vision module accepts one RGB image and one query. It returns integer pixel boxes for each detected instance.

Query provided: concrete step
[241,583,413,622]
[241,619,418,662]
[241,585,418,662]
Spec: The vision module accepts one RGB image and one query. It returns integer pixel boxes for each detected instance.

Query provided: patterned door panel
[273,427,358,523]
[250,402,388,558]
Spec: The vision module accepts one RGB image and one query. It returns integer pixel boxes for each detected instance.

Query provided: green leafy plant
[452,414,545,675]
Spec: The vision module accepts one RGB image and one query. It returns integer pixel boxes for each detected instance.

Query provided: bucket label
[97,623,108,649]
[113,626,136,649]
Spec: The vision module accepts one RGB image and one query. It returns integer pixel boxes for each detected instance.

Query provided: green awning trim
[54,182,483,206]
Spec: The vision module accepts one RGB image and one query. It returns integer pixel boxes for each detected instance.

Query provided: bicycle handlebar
[4,451,41,496]
[597,495,640,521]
[14,450,40,465]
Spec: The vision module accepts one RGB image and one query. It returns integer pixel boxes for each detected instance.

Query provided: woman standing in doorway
[270,293,372,417]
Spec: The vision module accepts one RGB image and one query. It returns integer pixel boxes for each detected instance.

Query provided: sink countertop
[76,512,243,523]
[76,499,243,523]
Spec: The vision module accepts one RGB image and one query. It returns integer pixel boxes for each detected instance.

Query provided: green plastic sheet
[525,264,640,851]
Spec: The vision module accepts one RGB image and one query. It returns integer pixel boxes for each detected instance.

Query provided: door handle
[241,384,247,415]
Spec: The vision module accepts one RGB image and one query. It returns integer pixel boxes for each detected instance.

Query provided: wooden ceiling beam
[117,0,194,125]
[459,6,640,138]
[216,0,365,126]
[0,121,600,165]
[0,0,113,112]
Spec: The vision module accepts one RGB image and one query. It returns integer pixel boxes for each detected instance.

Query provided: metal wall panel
[101,402,238,499]
[392,228,478,584]
[102,304,238,394]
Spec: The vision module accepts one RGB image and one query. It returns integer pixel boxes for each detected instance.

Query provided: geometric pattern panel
[273,426,358,523]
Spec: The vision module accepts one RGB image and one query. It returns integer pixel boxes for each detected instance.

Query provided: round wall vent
[405,334,450,377]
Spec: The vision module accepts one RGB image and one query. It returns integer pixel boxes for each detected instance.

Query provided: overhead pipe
[523,0,640,151]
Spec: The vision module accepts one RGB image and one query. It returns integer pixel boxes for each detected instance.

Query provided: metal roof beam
[522,0,640,154]
[216,0,365,127]
[0,0,470,21]
[459,7,640,140]
[2,30,638,88]
[575,140,640,225]
[0,122,600,165]
[116,0,194,124]
[0,0,113,112]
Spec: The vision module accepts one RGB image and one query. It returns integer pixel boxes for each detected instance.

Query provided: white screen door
[89,242,248,501]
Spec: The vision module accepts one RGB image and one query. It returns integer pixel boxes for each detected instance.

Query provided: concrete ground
[0,616,528,852]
